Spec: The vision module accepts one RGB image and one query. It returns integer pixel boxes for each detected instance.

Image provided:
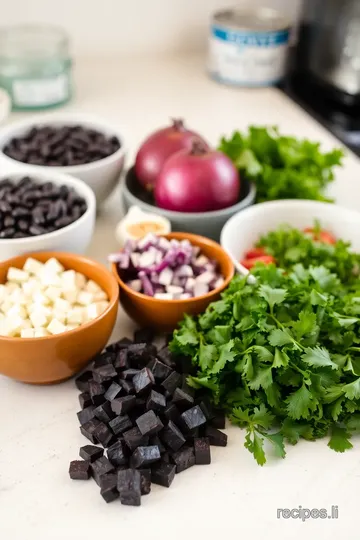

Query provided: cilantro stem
[268,314,304,351]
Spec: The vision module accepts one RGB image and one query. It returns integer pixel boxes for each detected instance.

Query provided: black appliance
[280,0,360,157]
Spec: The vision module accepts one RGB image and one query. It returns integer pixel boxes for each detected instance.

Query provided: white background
[2,0,302,56]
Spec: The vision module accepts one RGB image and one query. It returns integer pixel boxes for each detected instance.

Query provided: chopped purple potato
[161,421,186,452]
[80,418,101,444]
[136,410,164,436]
[104,382,123,402]
[110,395,136,415]
[161,371,182,395]
[130,445,161,469]
[120,368,140,380]
[109,234,224,299]
[100,473,119,503]
[71,334,226,505]
[69,460,91,480]
[139,469,151,495]
[77,405,96,426]
[79,392,92,410]
[133,367,155,395]
[114,349,129,370]
[210,411,226,430]
[146,390,166,412]
[91,456,114,486]
[88,380,106,406]
[172,387,194,408]
[117,469,141,506]
[151,463,176,488]
[123,426,149,451]
[93,422,114,448]
[180,405,207,432]
[147,358,172,381]
[107,440,128,467]
[94,402,115,424]
[205,426,228,447]
[75,371,92,392]
[109,414,133,435]
[171,446,196,473]
[194,438,211,465]
[79,445,104,463]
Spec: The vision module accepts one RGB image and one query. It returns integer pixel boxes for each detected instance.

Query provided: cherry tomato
[303,228,336,245]
[240,255,276,269]
[244,247,267,259]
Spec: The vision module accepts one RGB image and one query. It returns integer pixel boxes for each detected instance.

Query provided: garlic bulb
[115,206,171,246]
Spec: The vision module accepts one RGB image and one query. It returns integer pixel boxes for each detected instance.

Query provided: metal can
[208,7,291,87]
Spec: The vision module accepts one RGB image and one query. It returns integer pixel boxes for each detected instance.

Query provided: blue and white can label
[208,24,290,87]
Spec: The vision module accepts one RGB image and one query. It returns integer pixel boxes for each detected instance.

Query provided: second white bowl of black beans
[0,113,127,206]
[0,171,96,261]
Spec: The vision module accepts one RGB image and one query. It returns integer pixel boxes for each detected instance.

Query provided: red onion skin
[135,120,208,190]
[154,148,241,213]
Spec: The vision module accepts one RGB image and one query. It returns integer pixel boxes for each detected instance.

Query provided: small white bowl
[0,170,96,262]
[0,113,126,205]
[221,199,360,269]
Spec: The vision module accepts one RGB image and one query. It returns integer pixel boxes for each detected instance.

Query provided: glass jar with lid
[0,25,72,110]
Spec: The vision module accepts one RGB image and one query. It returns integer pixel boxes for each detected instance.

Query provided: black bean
[29,225,47,236]
[4,216,15,228]
[3,124,120,166]
[0,201,11,213]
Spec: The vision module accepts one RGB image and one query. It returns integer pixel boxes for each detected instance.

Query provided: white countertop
[1,55,360,539]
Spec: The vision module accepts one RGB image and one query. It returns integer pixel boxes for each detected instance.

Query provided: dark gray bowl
[121,167,256,241]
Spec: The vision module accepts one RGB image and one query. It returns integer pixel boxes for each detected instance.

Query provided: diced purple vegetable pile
[109,233,224,299]
[69,328,227,506]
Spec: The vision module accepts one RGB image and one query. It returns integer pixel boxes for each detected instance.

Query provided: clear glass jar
[0,25,72,111]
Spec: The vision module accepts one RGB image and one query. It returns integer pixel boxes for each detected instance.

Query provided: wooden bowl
[111,232,234,332]
[0,252,119,384]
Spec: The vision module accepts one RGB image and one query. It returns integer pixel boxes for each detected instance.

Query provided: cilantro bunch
[170,261,360,465]
[218,126,344,203]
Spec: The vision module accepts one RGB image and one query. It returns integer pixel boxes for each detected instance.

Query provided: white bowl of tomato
[220,199,360,273]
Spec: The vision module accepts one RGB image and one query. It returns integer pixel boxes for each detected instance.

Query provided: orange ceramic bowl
[111,232,234,332]
[0,252,119,384]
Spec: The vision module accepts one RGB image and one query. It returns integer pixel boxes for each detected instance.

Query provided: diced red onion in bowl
[109,233,224,299]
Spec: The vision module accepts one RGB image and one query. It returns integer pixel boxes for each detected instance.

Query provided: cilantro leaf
[281,419,314,444]
[343,378,360,400]
[244,430,266,466]
[269,329,294,347]
[286,384,317,420]
[209,340,236,374]
[273,348,289,368]
[251,404,275,429]
[218,126,342,204]
[259,285,287,310]
[301,347,338,370]
[248,366,273,391]
[292,310,318,339]
[198,341,217,371]
[328,426,353,452]
[262,432,286,459]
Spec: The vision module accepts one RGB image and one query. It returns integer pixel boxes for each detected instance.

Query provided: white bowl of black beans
[0,113,126,206]
[0,170,96,262]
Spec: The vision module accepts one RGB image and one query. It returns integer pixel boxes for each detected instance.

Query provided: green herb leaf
[301,347,338,370]
[259,285,287,310]
[248,366,273,391]
[328,426,353,452]
[286,384,317,420]
[209,340,236,374]
[198,341,217,371]
[269,329,294,347]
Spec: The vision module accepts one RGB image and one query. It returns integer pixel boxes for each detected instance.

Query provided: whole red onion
[135,119,208,191]
[155,141,241,213]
